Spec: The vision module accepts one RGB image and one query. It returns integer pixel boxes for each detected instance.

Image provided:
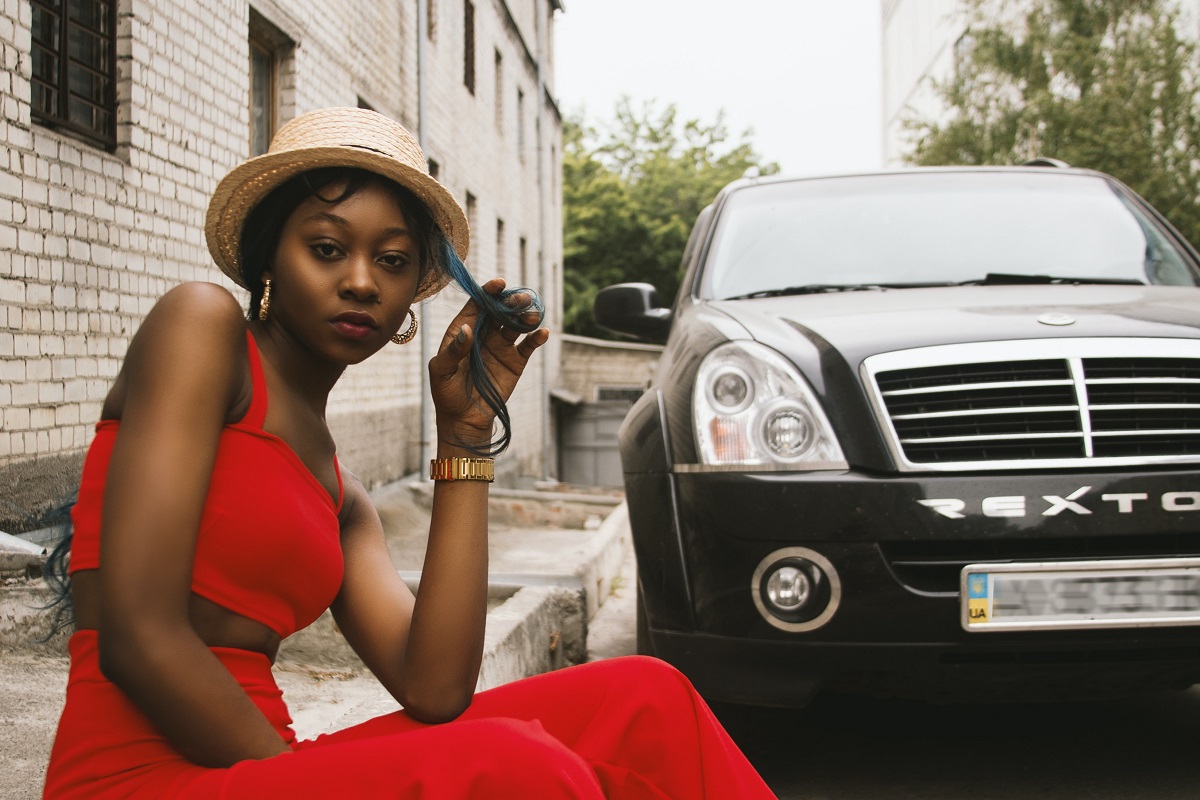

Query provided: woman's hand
[428,278,550,444]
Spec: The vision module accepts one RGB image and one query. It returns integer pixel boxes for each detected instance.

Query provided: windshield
[702,171,1200,300]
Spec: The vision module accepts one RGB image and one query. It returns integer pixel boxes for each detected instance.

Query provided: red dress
[43,331,775,799]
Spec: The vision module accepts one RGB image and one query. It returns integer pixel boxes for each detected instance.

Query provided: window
[249,11,293,157]
[518,236,527,287]
[30,0,117,149]
[597,386,645,404]
[516,88,525,161]
[550,143,558,199]
[496,218,506,276]
[465,191,477,232]
[494,50,504,130]
[463,1,476,94]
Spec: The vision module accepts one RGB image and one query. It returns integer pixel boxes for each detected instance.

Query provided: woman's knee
[602,655,694,697]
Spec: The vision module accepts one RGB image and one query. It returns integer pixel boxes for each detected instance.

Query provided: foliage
[906,0,1200,250]
[563,100,778,338]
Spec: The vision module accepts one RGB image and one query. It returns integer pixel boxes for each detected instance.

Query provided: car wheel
[635,582,655,657]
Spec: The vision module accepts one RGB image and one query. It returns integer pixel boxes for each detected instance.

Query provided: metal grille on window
[596,386,644,404]
[249,39,274,157]
[463,0,476,93]
[31,0,117,148]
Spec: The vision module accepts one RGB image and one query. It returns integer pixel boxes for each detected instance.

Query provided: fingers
[429,323,472,382]
[438,278,509,350]
[515,327,550,360]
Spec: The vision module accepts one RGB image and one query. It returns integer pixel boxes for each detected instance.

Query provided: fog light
[752,548,842,632]
[765,566,810,611]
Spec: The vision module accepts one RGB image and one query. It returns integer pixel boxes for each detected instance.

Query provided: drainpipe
[534,0,552,482]
[417,0,433,477]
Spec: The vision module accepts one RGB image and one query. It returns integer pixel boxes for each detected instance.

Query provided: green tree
[563,100,778,338]
[907,0,1200,249]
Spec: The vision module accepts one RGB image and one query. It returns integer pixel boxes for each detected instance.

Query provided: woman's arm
[332,279,548,722]
[96,282,291,765]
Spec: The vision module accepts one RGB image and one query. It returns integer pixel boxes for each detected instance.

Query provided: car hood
[707,284,1200,368]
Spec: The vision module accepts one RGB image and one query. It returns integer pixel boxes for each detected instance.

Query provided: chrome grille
[863,339,1200,471]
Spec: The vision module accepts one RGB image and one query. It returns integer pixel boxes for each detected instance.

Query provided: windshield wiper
[725,283,891,300]
[725,282,956,300]
[957,272,1145,286]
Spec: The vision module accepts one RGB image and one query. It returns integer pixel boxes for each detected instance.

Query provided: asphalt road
[713,685,1200,800]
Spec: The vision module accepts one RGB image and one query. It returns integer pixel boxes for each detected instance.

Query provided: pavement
[0,477,637,800]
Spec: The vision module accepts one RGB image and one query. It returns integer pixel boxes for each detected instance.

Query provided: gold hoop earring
[258,279,272,322]
[391,309,418,345]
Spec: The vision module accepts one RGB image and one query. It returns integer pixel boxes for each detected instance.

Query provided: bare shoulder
[145,282,246,332]
[105,283,249,419]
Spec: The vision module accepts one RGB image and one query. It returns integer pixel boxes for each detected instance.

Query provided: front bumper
[651,628,1200,707]
[629,467,1200,704]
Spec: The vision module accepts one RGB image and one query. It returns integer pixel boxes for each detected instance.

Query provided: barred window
[30,0,117,149]
[249,9,294,157]
[463,0,475,94]
[597,386,644,404]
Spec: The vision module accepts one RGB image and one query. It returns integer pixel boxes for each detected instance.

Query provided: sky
[553,0,884,176]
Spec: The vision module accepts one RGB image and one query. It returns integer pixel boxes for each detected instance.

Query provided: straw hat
[205,107,469,302]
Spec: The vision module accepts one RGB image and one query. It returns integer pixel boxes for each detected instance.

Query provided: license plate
[961,558,1200,632]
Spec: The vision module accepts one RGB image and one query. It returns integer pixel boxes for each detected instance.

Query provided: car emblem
[1037,313,1076,326]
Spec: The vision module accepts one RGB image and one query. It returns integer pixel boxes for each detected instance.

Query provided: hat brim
[205,145,470,303]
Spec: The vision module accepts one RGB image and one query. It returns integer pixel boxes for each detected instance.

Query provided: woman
[42,107,775,798]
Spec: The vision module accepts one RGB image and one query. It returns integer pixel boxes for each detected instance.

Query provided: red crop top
[69,331,345,639]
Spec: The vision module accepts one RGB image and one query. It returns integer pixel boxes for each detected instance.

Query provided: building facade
[0,0,564,533]
[882,0,1200,165]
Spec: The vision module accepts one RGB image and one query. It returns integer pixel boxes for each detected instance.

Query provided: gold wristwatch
[429,457,495,482]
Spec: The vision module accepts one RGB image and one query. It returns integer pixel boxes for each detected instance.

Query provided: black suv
[596,166,1200,706]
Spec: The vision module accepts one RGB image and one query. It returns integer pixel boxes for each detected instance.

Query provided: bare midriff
[69,570,283,662]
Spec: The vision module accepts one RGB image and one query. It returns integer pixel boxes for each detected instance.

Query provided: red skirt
[44,630,775,798]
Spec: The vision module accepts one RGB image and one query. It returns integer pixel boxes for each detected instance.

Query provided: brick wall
[558,334,662,402]
[0,0,563,529]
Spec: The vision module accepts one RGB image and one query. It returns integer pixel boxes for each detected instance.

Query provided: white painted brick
[0,359,24,381]
[65,336,87,357]
[13,333,37,357]
[38,382,63,404]
[39,334,63,356]
[55,405,79,426]
[0,277,23,302]
[67,238,91,261]
[10,382,35,406]
[64,379,87,402]
[22,177,47,205]
[25,282,50,305]
[26,358,50,381]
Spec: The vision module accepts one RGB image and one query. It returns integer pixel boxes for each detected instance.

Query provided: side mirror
[593,283,673,344]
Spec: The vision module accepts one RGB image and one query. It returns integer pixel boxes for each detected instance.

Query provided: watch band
[429,457,495,482]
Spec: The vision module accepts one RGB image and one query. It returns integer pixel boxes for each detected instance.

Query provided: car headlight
[694,341,845,468]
